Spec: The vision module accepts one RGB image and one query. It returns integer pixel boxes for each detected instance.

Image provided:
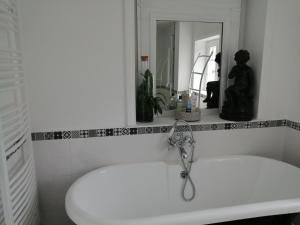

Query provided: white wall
[258,0,300,121]
[174,22,222,92]
[19,0,126,131]
[277,0,300,183]
[156,22,174,88]
[176,22,193,92]
[192,22,222,41]
[283,129,300,168]
[18,1,126,223]
[242,0,300,122]
[243,0,268,118]
[278,0,300,122]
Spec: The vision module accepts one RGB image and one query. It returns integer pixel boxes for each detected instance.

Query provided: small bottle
[168,93,177,110]
[186,98,192,113]
[177,95,185,112]
[182,93,189,107]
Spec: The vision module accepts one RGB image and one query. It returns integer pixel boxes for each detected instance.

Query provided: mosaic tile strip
[287,120,300,131]
[31,119,291,141]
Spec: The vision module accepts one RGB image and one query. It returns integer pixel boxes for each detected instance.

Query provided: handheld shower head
[168,127,175,137]
[168,127,175,144]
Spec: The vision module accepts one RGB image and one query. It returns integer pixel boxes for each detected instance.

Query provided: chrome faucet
[168,120,195,150]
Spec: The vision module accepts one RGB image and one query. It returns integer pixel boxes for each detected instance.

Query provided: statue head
[215,52,222,66]
[234,50,250,65]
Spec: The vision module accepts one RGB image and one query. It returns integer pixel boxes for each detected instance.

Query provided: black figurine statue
[220,50,254,121]
[203,52,221,108]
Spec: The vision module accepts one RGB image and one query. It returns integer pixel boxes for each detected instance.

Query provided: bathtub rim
[65,155,300,225]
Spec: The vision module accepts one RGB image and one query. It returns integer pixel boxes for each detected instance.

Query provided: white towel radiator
[0,0,39,224]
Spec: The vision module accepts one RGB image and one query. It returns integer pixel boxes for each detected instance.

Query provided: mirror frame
[124,0,241,126]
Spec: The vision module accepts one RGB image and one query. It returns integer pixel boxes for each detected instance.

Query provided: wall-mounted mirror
[156,21,223,111]
[133,0,241,124]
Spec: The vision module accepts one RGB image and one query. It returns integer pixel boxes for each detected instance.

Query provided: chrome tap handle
[180,147,188,160]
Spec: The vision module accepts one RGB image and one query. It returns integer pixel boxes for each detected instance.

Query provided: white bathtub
[65,155,300,225]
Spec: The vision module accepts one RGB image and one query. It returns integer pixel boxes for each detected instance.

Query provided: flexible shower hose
[179,143,196,202]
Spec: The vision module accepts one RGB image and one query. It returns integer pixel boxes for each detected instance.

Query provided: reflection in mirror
[156,21,223,112]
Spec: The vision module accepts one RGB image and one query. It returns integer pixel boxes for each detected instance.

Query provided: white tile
[283,128,300,167]
[38,175,73,213]
[69,135,171,175]
[194,127,286,160]
[33,140,71,182]
[67,127,287,176]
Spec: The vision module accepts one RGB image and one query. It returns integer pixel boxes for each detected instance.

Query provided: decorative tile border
[287,120,300,131]
[31,119,290,141]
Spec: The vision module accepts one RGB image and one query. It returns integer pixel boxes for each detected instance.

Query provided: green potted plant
[136,69,165,122]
